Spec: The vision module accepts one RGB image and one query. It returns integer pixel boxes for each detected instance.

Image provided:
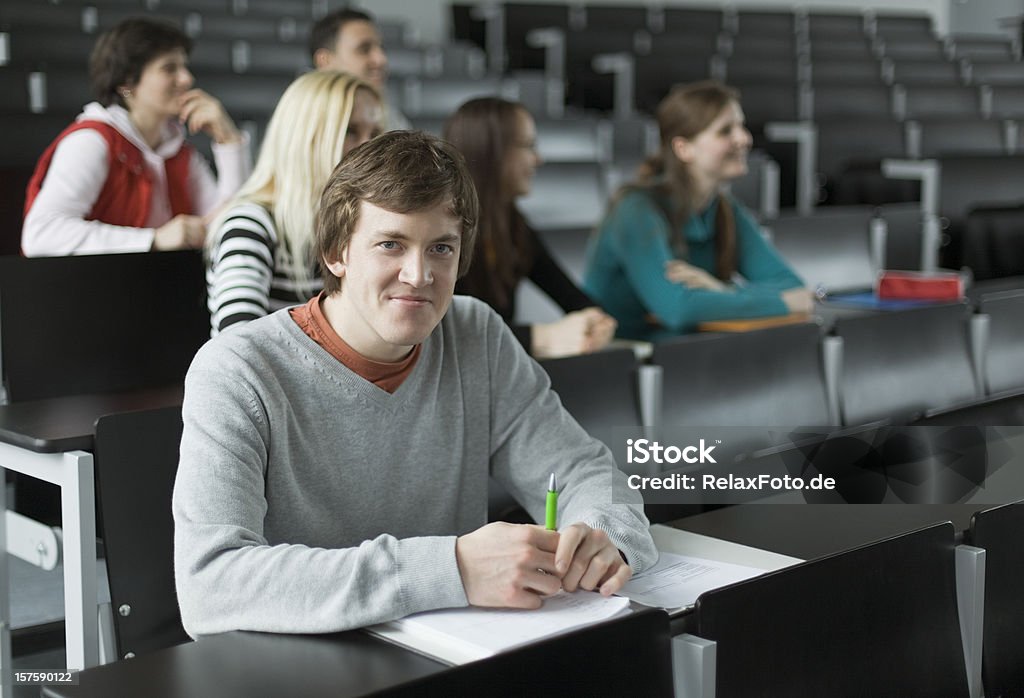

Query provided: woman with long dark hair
[584,81,810,340]
[444,97,615,359]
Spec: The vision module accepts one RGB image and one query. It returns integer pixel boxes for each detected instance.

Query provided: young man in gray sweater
[173,131,657,637]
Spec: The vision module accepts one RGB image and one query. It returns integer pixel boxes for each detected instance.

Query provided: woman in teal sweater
[584,81,812,340]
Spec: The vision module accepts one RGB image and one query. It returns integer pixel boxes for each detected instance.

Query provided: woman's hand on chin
[178,89,241,144]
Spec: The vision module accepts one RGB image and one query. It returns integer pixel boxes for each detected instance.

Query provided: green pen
[545,473,559,531]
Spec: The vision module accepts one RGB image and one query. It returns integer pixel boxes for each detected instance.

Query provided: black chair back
[697,522,968,696]
[767,207,878,295]
[652,323,832,461]
[968,501,1024,697]
[963,205,1024,281]
[979,290,1024,396]
[834,303,979,425]
[0,251,209,402]
[541,347,643,457]
[94,406,189,658]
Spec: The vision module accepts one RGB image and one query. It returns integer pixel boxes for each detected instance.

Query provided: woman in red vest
[22,18,251,256]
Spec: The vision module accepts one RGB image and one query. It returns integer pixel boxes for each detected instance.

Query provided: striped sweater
[206,202,322,335]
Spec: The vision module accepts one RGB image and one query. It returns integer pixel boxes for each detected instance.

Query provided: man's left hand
[555,523,632,596]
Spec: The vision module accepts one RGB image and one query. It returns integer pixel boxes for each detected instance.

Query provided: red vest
[24,120,194,228]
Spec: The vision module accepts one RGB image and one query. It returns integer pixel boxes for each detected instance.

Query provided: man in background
[309,8,411,131]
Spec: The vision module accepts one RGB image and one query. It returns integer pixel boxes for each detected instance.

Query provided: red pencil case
[876,270,964,301]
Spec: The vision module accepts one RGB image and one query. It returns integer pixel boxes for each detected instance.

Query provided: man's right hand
[456,522,562,609]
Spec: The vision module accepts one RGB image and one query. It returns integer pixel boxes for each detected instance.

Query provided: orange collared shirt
[289,294,421,394]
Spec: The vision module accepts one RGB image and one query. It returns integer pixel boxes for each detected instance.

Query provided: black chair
[970,61,1024,85]
[979,290,1024,395]
[734,10,796,36]
[936,156,1024,267]
[917,118,1007,158]
[812,85,893,120]
[810,58,882,83]
[882,40,949,62]
[490,348,647,524]
[724,56,799,83]
[35,67,92,114]
[661,7,724,34]
[807,12,866,40]
[504,2,570,71]
[0,251,206,524]
[967,500,1024,697]
[565,29,642,111]
[541,347,645,459]
[989,85,1024,118]
[635,51,714,113]
[963,205,1024,281]
[878,202,927,270]
[4,28,99,70]
[902,85,981,119]
[582,5,648,32]
[694,522,969,696]
[651,323,833,464]
[951,36,1014,61]
[731,82,801,126]
[767,207,880,294]
[912,390,1024,426]
[831,159,922,207]
[817,119,907,194]
[833,303,980,425]
[94,406,190,659]
[0,251,209,403]
[875,15,936,40]
[0,110,70,255]
[0,1,90,31]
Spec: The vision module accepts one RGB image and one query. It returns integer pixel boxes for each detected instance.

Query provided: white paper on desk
[618,552,768,610]
[367,590,630,665]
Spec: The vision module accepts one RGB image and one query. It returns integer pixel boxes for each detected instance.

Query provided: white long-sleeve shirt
[22,102,251,256]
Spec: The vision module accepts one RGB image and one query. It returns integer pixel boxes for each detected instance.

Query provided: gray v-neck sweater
[173,295,656,637]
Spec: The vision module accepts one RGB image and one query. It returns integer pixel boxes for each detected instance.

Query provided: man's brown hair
[315,130,479,294]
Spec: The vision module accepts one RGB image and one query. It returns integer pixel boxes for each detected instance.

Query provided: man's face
[320,20,388,90]
[324,201,461,363]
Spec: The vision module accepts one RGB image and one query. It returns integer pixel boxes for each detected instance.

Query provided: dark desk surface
[44,610,675,698]
[0,386,183,453]
[43,629,447,698]
[669,503,979,560]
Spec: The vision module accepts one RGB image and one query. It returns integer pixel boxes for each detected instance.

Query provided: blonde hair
[211,70,380,286]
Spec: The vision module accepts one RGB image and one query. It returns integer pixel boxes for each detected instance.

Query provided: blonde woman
[206,71,382,335]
